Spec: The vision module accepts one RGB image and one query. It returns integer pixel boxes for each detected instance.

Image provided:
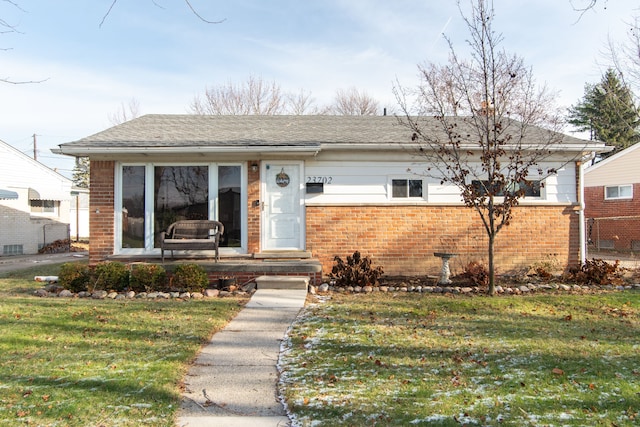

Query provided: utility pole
[32,133,37,161]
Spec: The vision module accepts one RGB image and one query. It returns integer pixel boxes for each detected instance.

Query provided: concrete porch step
[254,275,309,290]
[254,251,312,260]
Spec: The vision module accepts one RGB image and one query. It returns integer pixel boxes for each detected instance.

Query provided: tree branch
[100,0,226,27]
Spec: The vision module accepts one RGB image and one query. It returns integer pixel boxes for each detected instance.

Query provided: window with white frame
[118,163,244,252]
[391,178,423,199]
[471,180,542,197]
[605,184,632,200]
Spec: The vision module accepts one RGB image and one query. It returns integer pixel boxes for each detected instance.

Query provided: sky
[1,0,638,178]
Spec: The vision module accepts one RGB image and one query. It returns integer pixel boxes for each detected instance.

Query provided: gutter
[54,145,322,157]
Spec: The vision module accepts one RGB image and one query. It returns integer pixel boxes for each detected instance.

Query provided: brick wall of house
[89,160,115,264]
[584,184,640,251]
[247,161,261,253]
[306,204,580,277]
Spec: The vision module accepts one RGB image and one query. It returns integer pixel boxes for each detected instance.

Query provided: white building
[0,139,73,255]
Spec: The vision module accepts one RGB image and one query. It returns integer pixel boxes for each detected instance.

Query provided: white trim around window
[388,177,426,201]
[114,162,248,256]
[604,184,633,200]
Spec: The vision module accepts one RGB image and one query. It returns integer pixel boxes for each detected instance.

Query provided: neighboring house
[0,140,73,255]
[70,186,90,240]
[57,115,605,276]
[584,143,640,252]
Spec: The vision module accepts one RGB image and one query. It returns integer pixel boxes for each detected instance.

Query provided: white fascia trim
[324,143,607,153]
[57,145,321,156]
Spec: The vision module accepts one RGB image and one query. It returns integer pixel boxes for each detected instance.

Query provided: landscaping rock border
[34,284,253,299]
[309,282,640,295]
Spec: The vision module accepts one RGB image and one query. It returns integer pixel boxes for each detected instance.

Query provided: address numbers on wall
[306,176,333,184]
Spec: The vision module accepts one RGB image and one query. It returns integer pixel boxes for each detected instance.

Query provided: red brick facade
[306,204,580,276]
[88,160,580,277]
[584,184,640,251]
[89,160,115,264]
[247,161,261,254]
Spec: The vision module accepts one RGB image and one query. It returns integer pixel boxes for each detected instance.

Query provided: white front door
[262,161,304,250]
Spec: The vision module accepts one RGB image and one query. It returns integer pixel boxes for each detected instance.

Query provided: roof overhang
[55,144,322,157]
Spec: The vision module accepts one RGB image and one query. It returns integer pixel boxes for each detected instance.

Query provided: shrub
[129,263,167,293]
[92,261,130,292]
[58,262,91,293]
[565,258,623,286]
[529,254,560,280]
[171,263,209,293]
[330,251,384,288]
[456,261,489,287]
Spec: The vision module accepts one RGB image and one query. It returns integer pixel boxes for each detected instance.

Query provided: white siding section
[0,141,73,254]
[584,144,640,187]
[304,160,576,204]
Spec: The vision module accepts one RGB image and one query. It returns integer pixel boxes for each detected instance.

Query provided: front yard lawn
[0,263,246,427]
[280,292,640,426]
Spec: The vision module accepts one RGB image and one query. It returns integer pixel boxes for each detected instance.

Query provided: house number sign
[276,169,290,187]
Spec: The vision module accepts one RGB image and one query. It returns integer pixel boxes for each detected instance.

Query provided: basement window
[3,245,23,255]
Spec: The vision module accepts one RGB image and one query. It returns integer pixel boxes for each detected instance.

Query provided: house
[56,115,605,279]
[0,139,73,255]
[584,143,640,252]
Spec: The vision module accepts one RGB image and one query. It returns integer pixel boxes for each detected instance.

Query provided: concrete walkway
[0,251,87,273]
[177,288,308,427]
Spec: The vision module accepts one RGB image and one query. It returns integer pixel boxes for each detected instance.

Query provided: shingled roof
[57,114,603,156]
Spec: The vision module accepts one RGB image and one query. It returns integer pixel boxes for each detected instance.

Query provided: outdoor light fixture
[251,163,258,172]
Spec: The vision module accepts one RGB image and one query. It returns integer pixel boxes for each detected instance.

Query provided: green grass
[0,263,246,426]
[280,292,640,426]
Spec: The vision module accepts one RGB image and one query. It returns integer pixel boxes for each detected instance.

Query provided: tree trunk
[488,233,496,295]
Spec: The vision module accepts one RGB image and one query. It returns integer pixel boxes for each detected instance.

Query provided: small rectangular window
[605,185,632,200]
[471,180,541,197]
[392,179,422,199]
[30,200,58,215]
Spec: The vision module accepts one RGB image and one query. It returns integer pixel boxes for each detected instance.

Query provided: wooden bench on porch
[160,220,224,262]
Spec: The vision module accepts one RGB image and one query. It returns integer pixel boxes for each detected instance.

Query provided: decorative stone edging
[33,284,253,300]
[310,282,640,295]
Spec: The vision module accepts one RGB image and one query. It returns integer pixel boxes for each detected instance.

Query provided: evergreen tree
[568,69,640,155]
[72,157,90,188]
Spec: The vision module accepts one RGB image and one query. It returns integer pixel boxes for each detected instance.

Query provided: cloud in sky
[0,0,637,176]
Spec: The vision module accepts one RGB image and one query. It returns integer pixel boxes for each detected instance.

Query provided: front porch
[107,251,324,287]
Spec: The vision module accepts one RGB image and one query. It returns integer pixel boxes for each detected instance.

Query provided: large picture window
[118,163,245,253]
[122,166,145,248]
[218,166,241,247]
[153,166,209,247]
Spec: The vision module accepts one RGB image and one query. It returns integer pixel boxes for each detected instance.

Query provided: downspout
[578,153,595,265]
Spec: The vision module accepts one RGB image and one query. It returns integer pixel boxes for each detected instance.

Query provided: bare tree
[109,98,141,125]
[286,89,332,115]
[394,0,571,295]
[607,17,640,96]
[190,76,288,115]
[1,1,47,84]
[100,0,225,27]
[332,87,380,115]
